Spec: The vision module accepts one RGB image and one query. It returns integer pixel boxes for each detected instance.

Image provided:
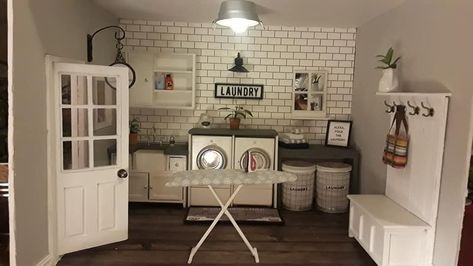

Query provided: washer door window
[240,148,271,170]
[197,145,227,169]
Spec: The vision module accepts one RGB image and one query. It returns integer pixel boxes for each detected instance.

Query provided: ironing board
[166,169,297,264]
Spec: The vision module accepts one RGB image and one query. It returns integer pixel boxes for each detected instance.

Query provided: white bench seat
[347,194,431,266]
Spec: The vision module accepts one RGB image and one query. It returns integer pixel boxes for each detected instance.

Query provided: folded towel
[279,133,304,140]
[279,137,306,144]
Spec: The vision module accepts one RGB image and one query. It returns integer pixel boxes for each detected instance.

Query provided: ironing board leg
[209,185,259,263]
[187,185,259,264]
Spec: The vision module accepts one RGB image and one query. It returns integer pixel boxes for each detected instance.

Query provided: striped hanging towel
[383,105,409,168]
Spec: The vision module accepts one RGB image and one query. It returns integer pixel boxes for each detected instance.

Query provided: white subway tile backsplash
[123,20,355,143]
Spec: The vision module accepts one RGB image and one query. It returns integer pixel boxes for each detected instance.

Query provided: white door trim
[45,55,83,263]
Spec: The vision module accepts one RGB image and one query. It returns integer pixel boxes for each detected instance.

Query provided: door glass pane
[94,139,117,167]
[62,75,88,105]
[63,140,89,170]
[93,77,117,105]
[62,108,88,137]
[93,108,117,136]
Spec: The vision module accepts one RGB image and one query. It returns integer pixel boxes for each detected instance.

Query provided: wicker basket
[316,162,352,213]
[282,161,316,211]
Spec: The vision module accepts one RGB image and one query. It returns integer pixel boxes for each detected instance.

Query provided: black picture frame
[214,83,264,100]
[325,120,352,147]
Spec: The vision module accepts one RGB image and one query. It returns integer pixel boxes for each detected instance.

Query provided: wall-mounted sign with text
[325,120,352,148]
[214,83,264,100]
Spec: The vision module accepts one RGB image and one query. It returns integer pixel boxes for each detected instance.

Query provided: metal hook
[421,102,434,117]
[384,100,395,113]
[407,101,420,116]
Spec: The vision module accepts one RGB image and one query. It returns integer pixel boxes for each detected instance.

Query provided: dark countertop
[189,128,278,138]
[130,143,188,155]
[109,143,188,156]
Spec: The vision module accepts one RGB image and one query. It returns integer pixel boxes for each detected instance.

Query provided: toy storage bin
[316,162,352,213]
[282,161,316,211]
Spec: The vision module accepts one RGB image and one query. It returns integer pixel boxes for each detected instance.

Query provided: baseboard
[36,254,61,266]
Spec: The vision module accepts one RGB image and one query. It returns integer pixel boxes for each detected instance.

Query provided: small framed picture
[325,120,352,147]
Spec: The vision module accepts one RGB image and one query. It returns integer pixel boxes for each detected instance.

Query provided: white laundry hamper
[282,161,316,211]
[316,162,352,213]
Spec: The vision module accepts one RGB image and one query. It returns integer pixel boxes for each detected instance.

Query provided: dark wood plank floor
[59,204,375,265]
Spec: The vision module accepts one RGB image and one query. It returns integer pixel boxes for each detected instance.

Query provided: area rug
[185,207,284,225]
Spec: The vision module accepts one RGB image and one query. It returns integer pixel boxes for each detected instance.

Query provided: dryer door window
[240,148,271,170]
[197,145,227,169]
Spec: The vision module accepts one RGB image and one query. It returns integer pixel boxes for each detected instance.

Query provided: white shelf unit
[348,92,450,266]
[128,51,196,110]
[291,70,328,119]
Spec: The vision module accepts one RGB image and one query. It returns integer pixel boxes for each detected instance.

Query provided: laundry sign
[214,83,264,100]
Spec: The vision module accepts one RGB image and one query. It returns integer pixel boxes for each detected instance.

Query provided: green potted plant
[129,118,140,144]
[218,105,253,129]
[376,47,401,92]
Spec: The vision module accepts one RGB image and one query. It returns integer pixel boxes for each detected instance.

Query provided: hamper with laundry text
[282,161,316,211]
[316,162,352,213]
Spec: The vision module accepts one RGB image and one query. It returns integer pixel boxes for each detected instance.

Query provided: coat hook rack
[421,102,434,117]
[384,100,395,113]
[407,101,420,116]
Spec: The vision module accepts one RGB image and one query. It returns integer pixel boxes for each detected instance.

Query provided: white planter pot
[378,68,399,92]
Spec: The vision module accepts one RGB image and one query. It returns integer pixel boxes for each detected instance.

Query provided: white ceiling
[93,0,407,28]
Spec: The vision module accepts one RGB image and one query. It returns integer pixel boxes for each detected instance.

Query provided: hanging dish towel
[383,105,409,168]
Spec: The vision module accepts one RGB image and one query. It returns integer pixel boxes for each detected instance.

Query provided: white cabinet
[131,150,186,205]
[348,195,429,266]
[129,171,149,201]
[291,70,328,119]
[128,51,195,109]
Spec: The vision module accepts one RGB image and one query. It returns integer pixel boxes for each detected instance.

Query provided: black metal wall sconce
[229,52,248,72]
[87,25,136,88]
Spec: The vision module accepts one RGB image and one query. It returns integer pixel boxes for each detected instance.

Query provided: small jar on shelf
[165,74,174,90]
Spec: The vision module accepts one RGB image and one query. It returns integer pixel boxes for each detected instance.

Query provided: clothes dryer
[233,137,276,206]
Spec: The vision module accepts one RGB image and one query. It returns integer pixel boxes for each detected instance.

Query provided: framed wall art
[325,120,352,147]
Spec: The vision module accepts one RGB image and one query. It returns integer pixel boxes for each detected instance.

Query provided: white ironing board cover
[166,169,297,187]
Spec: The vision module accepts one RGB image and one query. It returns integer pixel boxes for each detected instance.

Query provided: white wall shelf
[128,51,196,109]
[376,92,452,97]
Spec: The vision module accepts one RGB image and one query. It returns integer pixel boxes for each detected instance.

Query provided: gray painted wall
[352,0,473,265]
[11,0,117,264]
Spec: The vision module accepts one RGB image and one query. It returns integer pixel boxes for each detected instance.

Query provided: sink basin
[131,142,188,155]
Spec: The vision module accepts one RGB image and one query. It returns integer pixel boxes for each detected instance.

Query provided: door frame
[45,55,83,265]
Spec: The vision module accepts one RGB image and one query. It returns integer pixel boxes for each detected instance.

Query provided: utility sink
[131,142,188,156]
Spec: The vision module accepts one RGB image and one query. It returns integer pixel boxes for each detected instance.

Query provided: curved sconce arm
[87,25,126,62]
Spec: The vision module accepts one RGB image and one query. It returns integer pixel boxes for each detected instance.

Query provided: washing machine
[189,135,232,206]
[233,137,276,206]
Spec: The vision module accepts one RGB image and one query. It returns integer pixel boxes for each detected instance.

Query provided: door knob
[117,169,128,178]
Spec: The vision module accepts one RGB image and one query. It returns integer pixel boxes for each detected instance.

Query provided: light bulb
[216,18,259,33]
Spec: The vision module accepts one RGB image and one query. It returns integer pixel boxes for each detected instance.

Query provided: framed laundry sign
[325,120,352,147]
[214,83,264,99]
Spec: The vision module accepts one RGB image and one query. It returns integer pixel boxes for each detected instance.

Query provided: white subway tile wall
[121,20,356,144]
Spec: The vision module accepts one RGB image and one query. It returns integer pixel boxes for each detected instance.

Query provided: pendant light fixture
[229,52,248,72]
[214,0,262,33]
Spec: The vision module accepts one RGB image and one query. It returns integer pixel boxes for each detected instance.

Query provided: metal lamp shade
[215,0,261,33]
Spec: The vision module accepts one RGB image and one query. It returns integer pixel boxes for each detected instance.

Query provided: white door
[54,62,129,255]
